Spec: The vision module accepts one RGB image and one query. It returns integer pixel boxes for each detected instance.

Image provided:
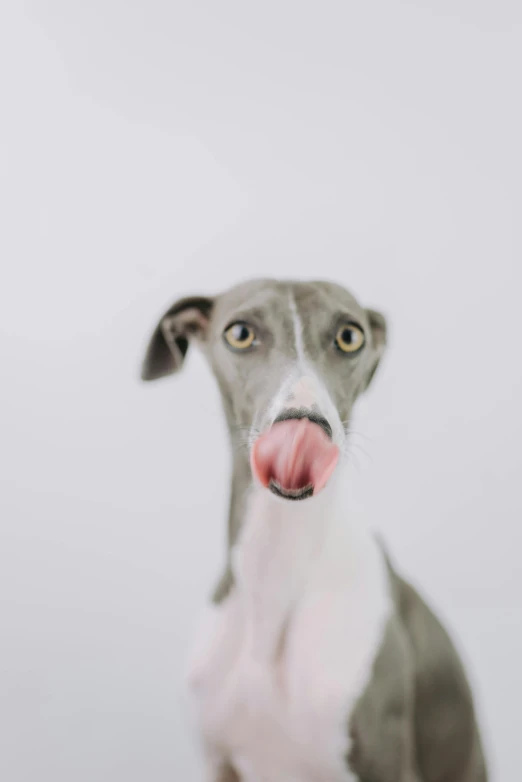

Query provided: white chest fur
[187,472,392,782]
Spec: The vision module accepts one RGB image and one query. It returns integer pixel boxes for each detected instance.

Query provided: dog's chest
[187,494,391,782]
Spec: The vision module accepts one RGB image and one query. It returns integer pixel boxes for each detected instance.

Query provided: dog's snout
[286,375,317,409]
[273,408,333,440]
[263,371,342,448]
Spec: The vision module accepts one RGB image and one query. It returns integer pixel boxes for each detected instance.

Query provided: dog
[141,279,487,782]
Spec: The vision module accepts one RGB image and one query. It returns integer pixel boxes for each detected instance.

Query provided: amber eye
[224,322,257,351]
[335,323,365,354]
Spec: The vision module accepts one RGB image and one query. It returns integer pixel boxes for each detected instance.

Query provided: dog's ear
[362,308,387,391]
[141,296,214,381]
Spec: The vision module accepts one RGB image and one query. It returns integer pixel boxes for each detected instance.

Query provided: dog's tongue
[251,419,339,497]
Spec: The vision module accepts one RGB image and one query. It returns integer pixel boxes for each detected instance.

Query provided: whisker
[343,447,362,475]
[343,427,375,444]
[347,441,372,462]
[229,422,262,454]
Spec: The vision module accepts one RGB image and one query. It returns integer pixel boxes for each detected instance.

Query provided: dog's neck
[211,448,254,603]
[226,449,253,549]
[225,460,378,666]
[216,437,368,610]
[226,444,350,545]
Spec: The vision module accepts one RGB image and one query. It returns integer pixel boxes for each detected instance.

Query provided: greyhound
[141,279,487,782]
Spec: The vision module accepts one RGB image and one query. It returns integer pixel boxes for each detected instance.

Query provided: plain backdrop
[1,2,521,780]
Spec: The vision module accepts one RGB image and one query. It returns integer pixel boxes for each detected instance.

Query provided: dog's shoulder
[348,551,488,781]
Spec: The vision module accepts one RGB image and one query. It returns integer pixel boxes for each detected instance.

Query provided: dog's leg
[215,765,240,782]
[206,761,240,782]
[203,748,240,782]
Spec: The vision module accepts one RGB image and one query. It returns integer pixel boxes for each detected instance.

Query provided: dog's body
[189,474,391,782]
[142,279,487,782]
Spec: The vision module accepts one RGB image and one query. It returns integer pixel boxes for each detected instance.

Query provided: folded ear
[362,308,388,391]
[141,296,214,381]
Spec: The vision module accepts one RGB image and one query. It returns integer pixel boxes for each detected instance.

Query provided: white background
[1,2,521,780]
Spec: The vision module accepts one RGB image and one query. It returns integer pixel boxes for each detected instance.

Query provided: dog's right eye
[335,323,365,354]
[223,322,257,351]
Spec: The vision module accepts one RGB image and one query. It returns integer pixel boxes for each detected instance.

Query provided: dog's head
[142,279,386,500]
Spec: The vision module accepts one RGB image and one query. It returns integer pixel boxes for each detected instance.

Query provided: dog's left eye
[335,324,365,354]
[224,322,257,351]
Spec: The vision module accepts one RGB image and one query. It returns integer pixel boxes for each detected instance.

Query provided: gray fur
[142,278,487,781]
[347,562,487,781]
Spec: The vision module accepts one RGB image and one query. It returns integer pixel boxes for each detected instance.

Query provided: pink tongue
[251,419,339,495]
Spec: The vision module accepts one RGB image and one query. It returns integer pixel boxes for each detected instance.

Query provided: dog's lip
[272,409,333,440]
[268,480,315,501]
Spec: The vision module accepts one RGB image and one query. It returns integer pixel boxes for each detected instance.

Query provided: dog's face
[142,279,386,499]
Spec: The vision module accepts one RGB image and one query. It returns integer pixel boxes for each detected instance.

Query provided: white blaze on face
[256,293,345,450]
[286,375,318,409]
[264,371,327,428]
[288,290,306,365]
[278,293,318,411]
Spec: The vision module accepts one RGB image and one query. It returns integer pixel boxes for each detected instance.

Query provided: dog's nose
[273,408,333,440]
[286,375,317,408]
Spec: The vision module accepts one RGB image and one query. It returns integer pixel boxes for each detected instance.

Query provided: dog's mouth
[251,418,339,501]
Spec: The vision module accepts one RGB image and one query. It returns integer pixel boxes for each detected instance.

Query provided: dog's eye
[224,322,257,351]
[335,324,365,354]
